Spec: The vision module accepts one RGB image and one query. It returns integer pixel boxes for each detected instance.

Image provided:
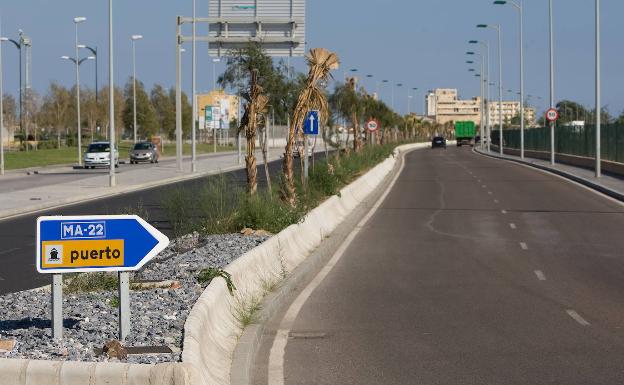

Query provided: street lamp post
[478,24,503,155]
[78,45,98,103]
[595,0,601,178]
[73,17,87,166]
[108,0,116,188]
[212,57,221,153]
[469,42,491,152]
[495,0,524,159]
[0,35,6,176]
[191,0,197,173]
[131,35,143,144]
[175,17,183,172]
[549,0,555,165]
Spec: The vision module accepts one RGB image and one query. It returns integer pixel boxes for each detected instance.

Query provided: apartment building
[487,101,537,127]
[426,89,481,126]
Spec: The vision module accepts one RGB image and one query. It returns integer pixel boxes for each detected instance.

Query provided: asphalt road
[0,151,236,194]
[0,154,317,294]
[254,146,624,384]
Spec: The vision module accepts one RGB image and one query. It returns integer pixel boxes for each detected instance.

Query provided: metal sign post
[546,108,559,165]
[367,119,379,146]
[37,215,169,342]
[303,110,320,182]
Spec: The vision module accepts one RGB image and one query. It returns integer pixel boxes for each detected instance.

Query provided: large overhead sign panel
[208,0,305,57]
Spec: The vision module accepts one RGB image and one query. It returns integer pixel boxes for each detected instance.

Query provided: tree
[38,82,72,147]
[151,84,175,139]
[329,78,364,152]
[122,78,158,140]
[240,69,269,194]
[556,100,589,124]
[99,85,125,141]
[282,48,339,206]
[219,42,298,125]
[2,94,17,133]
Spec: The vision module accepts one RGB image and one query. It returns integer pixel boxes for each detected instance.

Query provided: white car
[83,142,119,169]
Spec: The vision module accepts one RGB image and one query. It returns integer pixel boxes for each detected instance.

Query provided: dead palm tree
[240,69,269,195]
[281,48,340,206]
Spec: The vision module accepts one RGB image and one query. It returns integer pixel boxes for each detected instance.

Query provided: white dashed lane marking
[0,248,20,255]
[501,210,508,214]
[566,310,590,326]
[494,199,499,203]
[534,270,546,281]
[509,223,517,229]
[520,242,528,250]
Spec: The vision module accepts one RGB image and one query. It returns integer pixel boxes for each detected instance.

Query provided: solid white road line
[520,242,528,250]
[566,310,590,326]
[509,223,517,229]
[267,148,409,385]
[534,270,546,281]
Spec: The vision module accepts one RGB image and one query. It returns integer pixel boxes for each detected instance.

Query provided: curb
[474,148,624,203]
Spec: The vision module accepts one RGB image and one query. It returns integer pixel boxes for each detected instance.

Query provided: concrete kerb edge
[228,143,426,385]
[473,148,624,203]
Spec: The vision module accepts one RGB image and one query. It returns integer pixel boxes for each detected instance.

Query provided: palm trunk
[260,126,272,194]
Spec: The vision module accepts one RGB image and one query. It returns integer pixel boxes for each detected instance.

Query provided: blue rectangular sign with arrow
[37,215,169,274]
[303,110,319,135]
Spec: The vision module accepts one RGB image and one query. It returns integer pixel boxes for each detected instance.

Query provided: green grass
[64,272,119,294]
[161,142,403,238]
[3,141,234,170]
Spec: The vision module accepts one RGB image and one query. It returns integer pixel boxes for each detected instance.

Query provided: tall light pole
[109,0,116,188]
[0,35,6,176]
[61,53,94,159]
[469,40,491,152]
[212,58,221,90]
[595,0,601,178]
[78,45,98,103]
[73,17,86,165]
[131,35,143,144]
[191,0,197,173]
[212,57,221,153]
[175,17,183,172]
[495,0,524,159]
[478,24,503,155]
[549,0,555,165]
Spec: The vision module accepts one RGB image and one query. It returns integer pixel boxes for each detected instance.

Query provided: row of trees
[3,79,195,148]
[221,43,435,205]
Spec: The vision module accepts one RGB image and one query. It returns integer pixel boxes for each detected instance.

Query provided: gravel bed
[0,232,268,364]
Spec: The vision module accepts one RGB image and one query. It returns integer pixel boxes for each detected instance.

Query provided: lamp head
[74,17,87,24]
[493,1,507,4]
[61,55,71,60]
[131,35,143,41]
[469,40,479,44]
[477,24,488,28]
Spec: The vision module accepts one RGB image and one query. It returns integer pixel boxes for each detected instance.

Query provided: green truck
[454,121,476,147]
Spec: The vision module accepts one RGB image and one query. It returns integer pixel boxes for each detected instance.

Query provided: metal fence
[494,124,624,163]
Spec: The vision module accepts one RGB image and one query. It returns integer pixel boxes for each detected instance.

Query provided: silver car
[129,142,159,164]
[83,142,119,169]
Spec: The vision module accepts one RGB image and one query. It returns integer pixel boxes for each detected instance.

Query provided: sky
[1,0,622,117]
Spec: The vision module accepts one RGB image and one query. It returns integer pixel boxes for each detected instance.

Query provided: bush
[161,142,405,237]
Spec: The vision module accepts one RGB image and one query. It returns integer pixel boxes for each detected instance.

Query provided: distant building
[487,101,537,127]
[196,90,240,131]
[426,89,481,126]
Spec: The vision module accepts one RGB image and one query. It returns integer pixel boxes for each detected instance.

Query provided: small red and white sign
[545,108,559,122]
[366,119,379,132]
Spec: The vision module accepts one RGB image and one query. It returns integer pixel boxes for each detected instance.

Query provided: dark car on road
[129,142,159,164]
[431,136,447,149]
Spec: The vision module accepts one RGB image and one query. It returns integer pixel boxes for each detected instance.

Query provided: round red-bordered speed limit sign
[545,108,559,122]
[366,119,379,132]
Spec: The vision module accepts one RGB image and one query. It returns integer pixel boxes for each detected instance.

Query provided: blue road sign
[37,215,169,274]
[303,110,319,135]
